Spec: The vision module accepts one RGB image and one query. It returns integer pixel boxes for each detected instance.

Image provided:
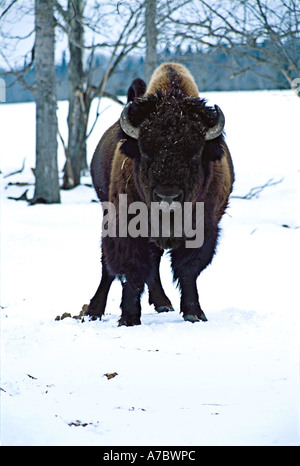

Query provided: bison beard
[86,63,234,326]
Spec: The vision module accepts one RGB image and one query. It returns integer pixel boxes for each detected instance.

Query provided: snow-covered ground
[1,90,299,446]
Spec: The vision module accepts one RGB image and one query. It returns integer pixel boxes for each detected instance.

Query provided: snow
[1,90,299,446]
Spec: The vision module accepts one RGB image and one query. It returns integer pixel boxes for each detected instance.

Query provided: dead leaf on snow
[68,420,89,427]
[103,372,118,380]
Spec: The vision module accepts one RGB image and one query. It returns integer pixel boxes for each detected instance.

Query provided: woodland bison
[86,62,234,326]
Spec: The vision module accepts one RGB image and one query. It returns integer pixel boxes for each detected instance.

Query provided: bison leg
[148,279,174,313]
[179,275,207,322]
[171,242,217,322]
[171,230,220,322]
[118,280,143,326]
[147,248,174,313]
[85,260,114,319]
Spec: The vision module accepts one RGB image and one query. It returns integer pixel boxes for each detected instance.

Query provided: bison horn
[205,105,225,141]
[120,102,140,139]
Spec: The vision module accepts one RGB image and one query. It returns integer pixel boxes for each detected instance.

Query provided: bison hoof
[82,303,103,320]
[118,315,141,327]
[184,312,208,323]
[156,306,175,313]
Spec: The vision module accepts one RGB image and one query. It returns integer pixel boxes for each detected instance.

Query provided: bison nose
[153,186,184,204]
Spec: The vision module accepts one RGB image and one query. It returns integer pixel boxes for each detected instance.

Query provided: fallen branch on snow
[3,158,26,178]
[231,177,284,200]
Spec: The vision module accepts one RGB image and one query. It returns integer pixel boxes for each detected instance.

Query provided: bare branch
[57,126,75,189]
[0,45,36,93]
[3,158,26,178]
[231,178,284,200]
[168,0,300,92]
[0,0,18,20]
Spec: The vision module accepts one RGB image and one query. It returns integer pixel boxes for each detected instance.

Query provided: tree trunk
[145,0,157,84]
[32,0,60,204]
[62,0,87,189]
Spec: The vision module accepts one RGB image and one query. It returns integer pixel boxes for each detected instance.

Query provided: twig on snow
[231,177,284,200]
[3,158,26,178]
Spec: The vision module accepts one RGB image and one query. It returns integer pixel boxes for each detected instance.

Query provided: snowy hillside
[1,90,299,446]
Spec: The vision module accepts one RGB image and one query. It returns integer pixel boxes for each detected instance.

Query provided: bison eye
[191,147,203,160]
[192,153,201,161]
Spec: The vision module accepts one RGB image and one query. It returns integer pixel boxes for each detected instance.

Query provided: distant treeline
[2,43,294,103]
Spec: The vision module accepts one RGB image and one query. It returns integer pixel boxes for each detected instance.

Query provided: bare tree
[1,1,146,192]
[145,0,157,83]
[56,0,145,189]
[168,0,300,94]
[60,0,86,189]
[32,0,60,204]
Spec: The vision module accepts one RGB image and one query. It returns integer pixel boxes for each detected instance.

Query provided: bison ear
[120,138,141,160]
[120,96,157,140]
[127,78,146,103]
[202,136,225,162]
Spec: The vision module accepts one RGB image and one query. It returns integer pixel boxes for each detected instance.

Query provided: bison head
[120,92,225,207]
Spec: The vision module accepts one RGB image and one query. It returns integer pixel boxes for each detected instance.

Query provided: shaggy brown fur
[87,62,234,326]
[147,63,199,97]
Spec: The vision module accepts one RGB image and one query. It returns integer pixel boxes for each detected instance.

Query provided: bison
[86,62,234,326]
